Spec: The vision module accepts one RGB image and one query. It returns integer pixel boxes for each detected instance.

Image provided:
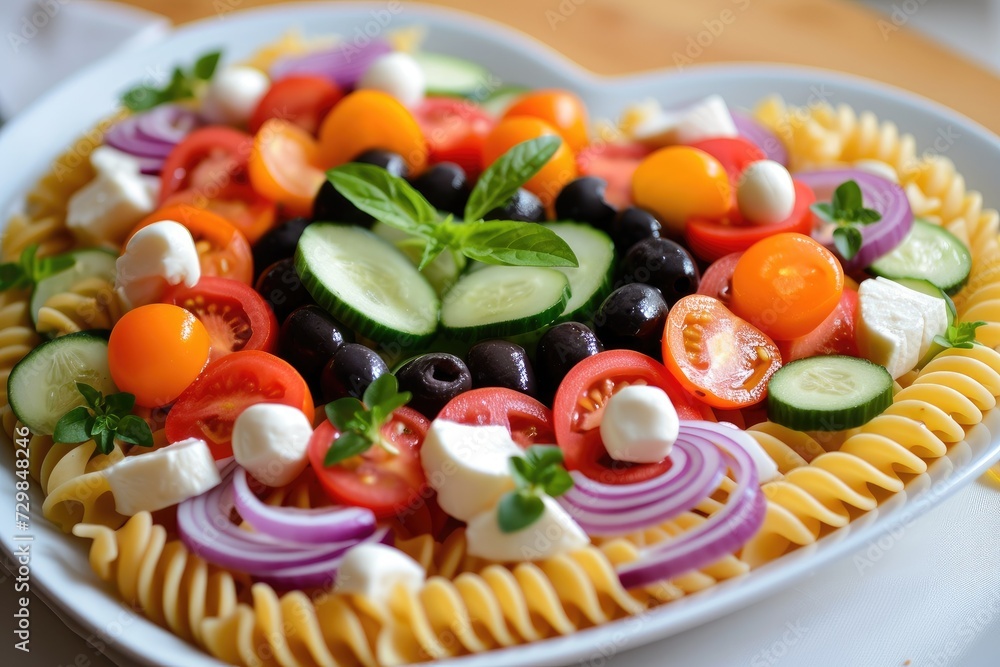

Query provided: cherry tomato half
[730,233,845,341]
[503,90,590,153]
[437,387,555,447]
[248,118,326,218]
[414,97,495,179]
[308,407,429,519]
[162,182,277,245]
[128,205,254,285]
[696,251,743,306]
[688,137,766,185]
[685,180,816,263]
[553,350,713,485]
[318,89,428,172]
[159,126,253,203]
[482,116,577,207]
[165,350,314,460]
[778,287,859,362]
[162,276,278,363]
[576,141,651,210]
[662,295,782,409]
[632,146,731,236]
[249,75,343,136]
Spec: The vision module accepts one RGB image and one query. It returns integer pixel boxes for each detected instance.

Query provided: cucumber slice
[544,222,615,322]
[7,331,117,436]
[441,266,569,340]
[868,219,972,295]
[767,355,892,431]
[31,248,118,324]
[295,224,440,346]
[890,277,957,325]
[412,52,492,98]
[372,222,462,295]
[480,85,529,116]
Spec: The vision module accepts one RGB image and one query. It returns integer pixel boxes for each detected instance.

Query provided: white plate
[2,4,1000,666]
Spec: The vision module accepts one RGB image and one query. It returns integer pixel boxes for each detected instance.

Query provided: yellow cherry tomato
[482,116,577,207]
[503,90,590,153]
[631,146,731,235]
[317,90,428,173]
[108,304,212,407]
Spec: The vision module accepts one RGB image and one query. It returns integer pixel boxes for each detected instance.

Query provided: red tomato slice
[413,97,494,178]
[308,407,429,518]
[778,287,860,362]
[577,141,651,210]
[438,387,554,447]
[162,277,278,363]
[688,137,766,185]
[696,251,743,306]
[662,295,781,409]
[552,350,713,485]
[165,350,314,459]
[162,182,277,245]
[160,127,254,203]
[249,75,344,136]
[685,180,815,262]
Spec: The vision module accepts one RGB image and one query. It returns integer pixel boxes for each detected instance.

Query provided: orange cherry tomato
[662,294,782,409]
[249,118,326,218]
[631,146,731,235]
[108,304,212,408]
[161,182,277,245]
[317,89,427,173]
[730,233,845,341]
[129,205,254,285]
[482,116,577,207]
[503,90,590,153]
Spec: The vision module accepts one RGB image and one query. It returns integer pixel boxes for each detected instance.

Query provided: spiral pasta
[0,289,39,408]
[34,275,125,337]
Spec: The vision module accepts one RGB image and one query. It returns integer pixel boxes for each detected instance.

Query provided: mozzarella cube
[600,385,679,464]
[66,146,158,245]
[737,159,796,225]
[420,420,521,522]
[202,65,270,126]
[115,220,201,309]
[877,277,948,357]
[358,52,426,108]
[104,438,221,515]
[232,403,314,487]
[465,495,589,562]
[633,94,737,147]
[335,543,425,604]
[857,277,946,378]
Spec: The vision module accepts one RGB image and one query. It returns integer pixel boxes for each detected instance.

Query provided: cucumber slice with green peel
[441,266,569,340]
[543,222,615,322]
[412,52,493,98]
[480,85,529,116]
[372,222,463,295]
[868,219,972,295]
[30,248,118,324]
[890,277,957,325]
[7,331,117,436]
[295,224,440,347]
[767,355,893,431]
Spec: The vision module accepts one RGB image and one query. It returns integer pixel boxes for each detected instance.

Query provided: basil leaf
[53,406,93,444]
[104,392,136,416]
[832,225,862,260]
[0,263,26,291]
[525,444,564,470]
[464,136,561,222]
[497,492,545,533]
[326,397,364,431]
[33,253,74,282]
[854,207,882,224]
[76,383,104,411]
[116,415,154,447]
[329,164,440,237]
[122,85,163,112]
[541,467,574,498]
[418,239,447,272]
[324,431,373,466]
[832,180,863,213]
[377,391,411,418]
[458,221,578,267]
[193,51,222,80]
[363,373,398,409]
[93,429,115,456]
[508,456,533,488]
[810,202,836,224]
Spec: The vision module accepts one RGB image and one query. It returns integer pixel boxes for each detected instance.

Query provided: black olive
[536,322,604,394]
[593,284,668,357]
[254,258,316,324]
[410,162,469,217]
[321,343,389,402]
[252,217,310,281]
[484,188,546,222]
[311,150,409,225]
[467,340,537,397]
[554,176,616,230]
[610,207,662,254]
[395,353,472,418]
[279,305,353,391]
[622,238,700,307]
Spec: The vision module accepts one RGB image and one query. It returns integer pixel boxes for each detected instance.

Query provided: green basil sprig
[53,383,154,455]
[810,179,883,260]
[0,245,73,292]
[323,374,412,465]
[121,50,222,112]
[497,445,574,533]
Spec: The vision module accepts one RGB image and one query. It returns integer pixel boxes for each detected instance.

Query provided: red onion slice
[795,168,913,271]
[616,421,765,589]
[105,105,201,174]
[270,40,392,89]
[731,110,788,166]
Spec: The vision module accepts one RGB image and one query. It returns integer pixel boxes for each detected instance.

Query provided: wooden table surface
[122,0,1000,134]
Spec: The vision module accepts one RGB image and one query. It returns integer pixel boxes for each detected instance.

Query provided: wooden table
[119,0,1000,134]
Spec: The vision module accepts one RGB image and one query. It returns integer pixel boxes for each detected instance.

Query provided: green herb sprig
[53,384,154,454]
[933,320,986,350]
[0,244,73,292]
[121,50,222,112]
[323,374,412,465]
[328,137,579,271]
[497,445,574,533]
[810,180,883,260]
